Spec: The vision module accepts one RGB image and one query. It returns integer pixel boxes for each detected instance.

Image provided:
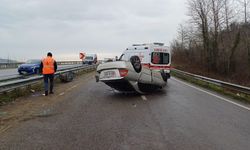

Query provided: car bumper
[18,68,35,74]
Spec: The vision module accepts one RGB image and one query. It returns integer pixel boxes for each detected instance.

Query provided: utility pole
[244,0,247,23]
[7,54,10,64]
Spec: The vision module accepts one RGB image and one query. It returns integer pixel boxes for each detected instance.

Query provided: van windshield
[151,52,169,64]
[85,56,93,60]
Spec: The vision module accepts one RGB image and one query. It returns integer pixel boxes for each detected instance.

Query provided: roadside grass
[171,71,250,104]
[0,68,96,106]
[0,82,43,106]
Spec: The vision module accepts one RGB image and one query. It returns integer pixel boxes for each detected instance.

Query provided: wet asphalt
[0,76,250,150]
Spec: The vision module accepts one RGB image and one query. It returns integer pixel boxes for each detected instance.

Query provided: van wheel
[130,56,142,73]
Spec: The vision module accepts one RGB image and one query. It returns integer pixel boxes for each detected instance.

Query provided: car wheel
[59,71,74,82]
[130,56,142,73]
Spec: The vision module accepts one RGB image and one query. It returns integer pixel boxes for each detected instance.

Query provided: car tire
[130,56,142,73]
[59,71,74,82]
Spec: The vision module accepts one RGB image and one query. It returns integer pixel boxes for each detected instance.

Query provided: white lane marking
[66,85,78,91]
[59,92,65,96]
[141,95,147,101]
[71,85,77,89]
[172,78,250,111]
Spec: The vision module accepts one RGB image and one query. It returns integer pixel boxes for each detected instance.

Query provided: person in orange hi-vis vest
[40,52,57,96]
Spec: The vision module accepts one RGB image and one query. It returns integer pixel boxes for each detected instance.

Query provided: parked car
[18,59,41,75]
[96,43,171,93]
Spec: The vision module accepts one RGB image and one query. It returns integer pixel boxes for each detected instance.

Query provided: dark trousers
[43,74,54,92]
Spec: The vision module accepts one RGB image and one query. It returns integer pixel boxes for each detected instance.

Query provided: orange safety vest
[42,56,55,74]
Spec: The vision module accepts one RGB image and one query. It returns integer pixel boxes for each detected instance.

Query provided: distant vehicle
[96,43,171,93]
[18,59,41,75]
[83,54,97,65]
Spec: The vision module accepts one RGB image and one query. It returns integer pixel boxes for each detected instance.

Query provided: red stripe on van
[142,64,171,70]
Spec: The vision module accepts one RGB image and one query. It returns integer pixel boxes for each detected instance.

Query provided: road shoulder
[0,72,95,134]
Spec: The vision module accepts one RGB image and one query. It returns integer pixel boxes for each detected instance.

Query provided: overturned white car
[96,43,171,93]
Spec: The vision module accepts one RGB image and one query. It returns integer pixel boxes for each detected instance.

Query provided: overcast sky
[0,0,187,61]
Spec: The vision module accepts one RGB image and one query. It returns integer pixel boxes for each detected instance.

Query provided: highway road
[0,73,250,150]
[0,64,83,80]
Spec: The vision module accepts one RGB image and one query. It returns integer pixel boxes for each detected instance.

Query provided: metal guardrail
[0,64,85,83]
[172,69,250,95]
[0,64,97,93]
[0,61,83,69]
[57,61,83,65]
[0,63,23,69]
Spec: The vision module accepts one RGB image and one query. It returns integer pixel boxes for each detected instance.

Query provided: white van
[83,54,97,65]
[120,43,171,77]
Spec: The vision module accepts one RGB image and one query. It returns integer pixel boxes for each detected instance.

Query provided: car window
[85,56,93,60]
[151,52,169,64]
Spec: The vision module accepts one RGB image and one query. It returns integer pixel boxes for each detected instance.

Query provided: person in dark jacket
[40,52,57,96]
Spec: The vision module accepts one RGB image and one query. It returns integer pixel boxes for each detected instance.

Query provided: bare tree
[210,0,224,70]
[237,0,250,72]
[222,0,235,31]
[188,0,211,68]
[172,0,250,85]
[217,0,241,74]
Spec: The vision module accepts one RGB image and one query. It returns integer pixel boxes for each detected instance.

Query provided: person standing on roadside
[40,52,57,96]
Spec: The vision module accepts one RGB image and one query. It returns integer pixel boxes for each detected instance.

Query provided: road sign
[79,53,85,60]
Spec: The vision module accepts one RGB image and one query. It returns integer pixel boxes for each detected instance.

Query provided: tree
[222,0,236,31]
[237,0,250,71]
[188,0,211,69]
[210,0,224,70]
[172,0,250,85]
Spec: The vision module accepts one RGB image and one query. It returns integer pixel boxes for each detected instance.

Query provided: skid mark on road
[172,78,250,111]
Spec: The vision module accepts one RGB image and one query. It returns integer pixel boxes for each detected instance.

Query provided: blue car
[18,59,41,75]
